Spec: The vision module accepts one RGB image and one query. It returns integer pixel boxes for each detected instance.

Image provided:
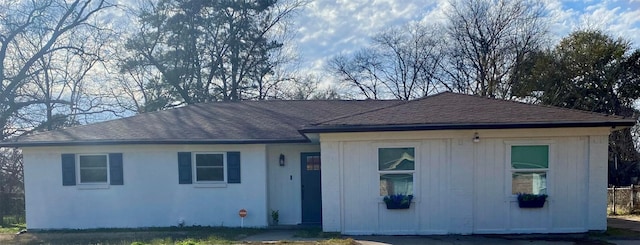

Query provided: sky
[291,0,640,77]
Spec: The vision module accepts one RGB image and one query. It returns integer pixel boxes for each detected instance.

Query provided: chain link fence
[0,192,25,226]
[608,185,640,215]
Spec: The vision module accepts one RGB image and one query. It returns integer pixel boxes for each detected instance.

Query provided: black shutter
[109,153,124,185]
[227,152,241,183]
[61,154,76,186]
[178,152,192,184]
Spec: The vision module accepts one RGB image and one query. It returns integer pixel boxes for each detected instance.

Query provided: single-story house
[1,92,634,234]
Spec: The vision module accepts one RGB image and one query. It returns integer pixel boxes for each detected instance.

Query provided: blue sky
[291,0,640,76]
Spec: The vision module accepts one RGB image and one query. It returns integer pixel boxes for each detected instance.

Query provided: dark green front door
[301,152,322,224]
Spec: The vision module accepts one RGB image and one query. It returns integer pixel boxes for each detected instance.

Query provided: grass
[129,235,238,245]
[0,226,359,245]
[2,226,264,245]
[0,222,25,233]
[317,238,358,245]
[0,215,26,234]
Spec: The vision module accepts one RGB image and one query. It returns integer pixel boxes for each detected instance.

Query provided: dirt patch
[612,215,640,222]
[1,231,191,245]
[0,232,166,244]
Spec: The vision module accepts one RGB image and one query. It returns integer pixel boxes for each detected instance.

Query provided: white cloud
[292,0,640,80]
[294,0,440,76]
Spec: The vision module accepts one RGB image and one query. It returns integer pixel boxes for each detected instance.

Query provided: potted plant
[271,210,279,225]
[517,193,548,208]
[383,194,413,209]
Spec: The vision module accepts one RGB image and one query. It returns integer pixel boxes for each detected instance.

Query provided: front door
[301,152,322,224]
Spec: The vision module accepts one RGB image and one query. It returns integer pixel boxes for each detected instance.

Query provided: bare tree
[328,23,444,100]
[1,0,115,138]
[328,49,384,99]
[442,0,548,98]
[0,0,115,221]
[276,75,341,100]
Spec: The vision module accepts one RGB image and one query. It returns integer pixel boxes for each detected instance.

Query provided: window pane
[512,172,547,194]
[511,145,548,169]
[196,154,223,167]
[79,155,107,168]
[379,148,415,171]
[79,155,107,183]
[306,156,321,171]
[380,174,413,196]
[80,169,108,183]
[196,167,224,181]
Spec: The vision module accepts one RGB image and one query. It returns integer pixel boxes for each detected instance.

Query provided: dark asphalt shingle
[310,92,630,126]
[6,100,401,146]
[2,92,634,146]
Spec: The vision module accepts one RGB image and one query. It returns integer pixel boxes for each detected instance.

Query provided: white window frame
[506,141,553,197]
[77,154,110,186]
[377,146,417,197]
[193,152,226,184]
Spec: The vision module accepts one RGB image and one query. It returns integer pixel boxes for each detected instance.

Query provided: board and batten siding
[22,144,268,230]
[320,128,611,235]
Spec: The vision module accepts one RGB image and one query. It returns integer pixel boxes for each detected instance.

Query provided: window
[178,152,240,185]
[378,147,415,196]
[511,145,548,195]
[61,153,123,186]
[195,153,225,182]
[306,155,321,171]
[79,154,108,184]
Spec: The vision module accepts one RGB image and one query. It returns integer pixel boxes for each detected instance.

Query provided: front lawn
[0,226,356,245]
[0,223,25,234]
[0,215,25,234]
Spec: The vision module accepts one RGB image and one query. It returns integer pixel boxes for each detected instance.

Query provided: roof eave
[0,138,311,148]
[300,121,636,134]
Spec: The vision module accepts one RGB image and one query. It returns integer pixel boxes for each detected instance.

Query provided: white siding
[588,135,609,230]
[320,141,342,232]
[473,138,508,233]
[266,144,320,225]
[23,144,268,230]
[320,127,611,235]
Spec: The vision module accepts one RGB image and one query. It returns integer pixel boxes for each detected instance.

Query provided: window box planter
[383,194,413,210]
[517,193,547,208]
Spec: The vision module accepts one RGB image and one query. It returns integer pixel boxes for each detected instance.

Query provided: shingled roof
[301,92,636,133]
[1,92,634,147]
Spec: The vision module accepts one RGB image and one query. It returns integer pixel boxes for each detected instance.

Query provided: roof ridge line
[455,93,627,119]
[310,92,449,126]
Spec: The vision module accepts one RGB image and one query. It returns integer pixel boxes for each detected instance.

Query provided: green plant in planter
[517,193,548,208]
[271,210,279,225]
[383,194,413,209]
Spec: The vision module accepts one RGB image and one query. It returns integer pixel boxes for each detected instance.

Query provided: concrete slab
[243,230,315,242]
[243,231,581,244]
[350,235,575,245]
[609,217,640,232]
[608,241,640,245]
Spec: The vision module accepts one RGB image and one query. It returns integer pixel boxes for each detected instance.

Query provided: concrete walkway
[241,218,640,245]
[350,235,575,245]
[608,217,640,232]
[607,216,640,245]
[243,230,316,242]
[243,231,579,244]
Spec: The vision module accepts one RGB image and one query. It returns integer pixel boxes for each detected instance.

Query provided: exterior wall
[320,127,611,235]
[266,144,320,225]
[23,144,268,230]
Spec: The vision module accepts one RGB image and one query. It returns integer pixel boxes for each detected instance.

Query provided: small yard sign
[239,209,247,227]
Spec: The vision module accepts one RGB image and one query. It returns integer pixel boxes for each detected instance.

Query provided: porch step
[267,224,321,230]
